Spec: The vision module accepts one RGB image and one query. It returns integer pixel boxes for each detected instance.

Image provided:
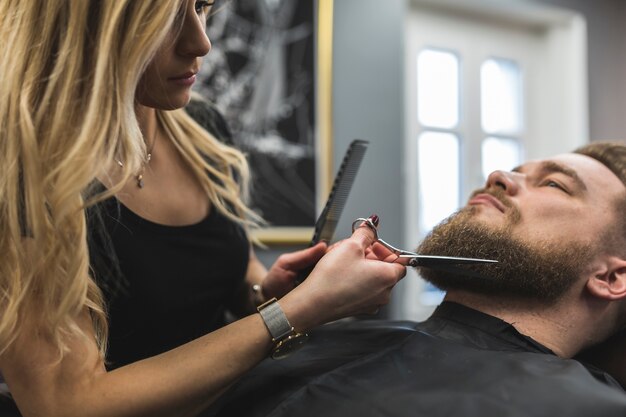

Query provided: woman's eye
[195,1,214,15]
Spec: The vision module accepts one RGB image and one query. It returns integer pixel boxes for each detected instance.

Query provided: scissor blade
[405,255,498,268]
[411,262,496,279]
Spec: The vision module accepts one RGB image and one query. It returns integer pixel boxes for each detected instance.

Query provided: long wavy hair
[0,0,257,360]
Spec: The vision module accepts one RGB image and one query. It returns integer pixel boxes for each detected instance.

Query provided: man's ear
[586,256,626,301]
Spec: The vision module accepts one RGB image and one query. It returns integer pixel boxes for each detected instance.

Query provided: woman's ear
[586,256,626,301]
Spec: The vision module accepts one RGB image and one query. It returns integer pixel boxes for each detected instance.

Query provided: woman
[85,0,328,367]
[0,1,405,416]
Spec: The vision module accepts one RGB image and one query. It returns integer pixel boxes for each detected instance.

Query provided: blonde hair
[0,0,257,360]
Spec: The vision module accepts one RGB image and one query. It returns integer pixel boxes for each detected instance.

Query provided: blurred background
[196,0,626,321]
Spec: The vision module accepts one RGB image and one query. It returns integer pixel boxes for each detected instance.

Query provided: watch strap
[257,298,294,342]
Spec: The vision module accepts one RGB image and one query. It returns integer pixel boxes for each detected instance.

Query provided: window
[416,49,461,231]
[480,58,523,178]
[417,50,459,129]
[481,58,523,135]
[418,132,460,231]
[482,137,522,181]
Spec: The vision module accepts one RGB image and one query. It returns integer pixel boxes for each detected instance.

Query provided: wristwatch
[257,298,309,359]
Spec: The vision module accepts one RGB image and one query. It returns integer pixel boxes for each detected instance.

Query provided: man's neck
[443,290,596,358]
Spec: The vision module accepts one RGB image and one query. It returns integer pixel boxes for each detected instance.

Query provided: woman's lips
[468,193,506,213]
[168,72,196,86]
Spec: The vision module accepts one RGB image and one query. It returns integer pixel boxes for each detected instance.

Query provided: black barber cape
[203,302,626,417]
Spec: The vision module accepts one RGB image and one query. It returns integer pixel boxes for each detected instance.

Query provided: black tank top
[87,102,250,369]
[88,198,249,369]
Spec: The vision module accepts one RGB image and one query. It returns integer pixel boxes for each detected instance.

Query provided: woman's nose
[486,170,520,195]
[177,13,212,58]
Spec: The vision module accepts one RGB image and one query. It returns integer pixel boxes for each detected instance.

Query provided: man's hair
[574,141,626,186]
[574,141,626,252]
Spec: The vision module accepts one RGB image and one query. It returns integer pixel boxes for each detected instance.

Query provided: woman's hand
[261,242,328,299]
[278,218,407,331]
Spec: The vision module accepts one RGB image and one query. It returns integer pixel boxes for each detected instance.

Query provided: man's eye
[544,180,568,192]
[195,1,214,15]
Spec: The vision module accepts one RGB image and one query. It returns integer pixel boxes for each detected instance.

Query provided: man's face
[417,153,626,302]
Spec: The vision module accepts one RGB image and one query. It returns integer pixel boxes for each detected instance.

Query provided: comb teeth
[295,139,369,285]
[312,139,369,244]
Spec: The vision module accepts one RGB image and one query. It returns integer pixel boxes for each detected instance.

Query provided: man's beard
[416,191,594,303]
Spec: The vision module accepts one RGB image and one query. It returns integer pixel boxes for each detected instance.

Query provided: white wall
[534,0,626,141]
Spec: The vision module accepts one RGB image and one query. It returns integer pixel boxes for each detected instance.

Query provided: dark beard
[416,207,593,303]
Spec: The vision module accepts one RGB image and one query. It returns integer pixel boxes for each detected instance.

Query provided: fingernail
[368,214,380,227]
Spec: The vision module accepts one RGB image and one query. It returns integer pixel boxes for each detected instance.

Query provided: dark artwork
[196,0,316,228]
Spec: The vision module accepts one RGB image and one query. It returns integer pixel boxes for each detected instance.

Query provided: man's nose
[486,170,520,195]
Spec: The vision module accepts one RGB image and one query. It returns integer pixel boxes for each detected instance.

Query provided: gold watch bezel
[271,332,309,359]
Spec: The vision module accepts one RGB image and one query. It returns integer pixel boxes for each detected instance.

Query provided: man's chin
[415,209,586,303]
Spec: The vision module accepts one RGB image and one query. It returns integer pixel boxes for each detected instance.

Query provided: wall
[534,0,626,141]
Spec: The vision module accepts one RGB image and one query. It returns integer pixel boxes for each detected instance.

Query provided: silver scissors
[351,217,498,269]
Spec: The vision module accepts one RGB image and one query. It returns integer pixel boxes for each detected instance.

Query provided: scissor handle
[351,217,418,258]
[376,238,418,258]
[351,217,379,240]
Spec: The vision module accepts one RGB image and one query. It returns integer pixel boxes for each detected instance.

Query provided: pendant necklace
[136,129,158,188]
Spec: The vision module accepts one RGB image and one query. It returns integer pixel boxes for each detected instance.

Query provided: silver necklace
[116,128,158,189]
[135,129,157,188]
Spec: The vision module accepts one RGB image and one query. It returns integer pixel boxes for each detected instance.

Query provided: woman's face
[136,0,213,110]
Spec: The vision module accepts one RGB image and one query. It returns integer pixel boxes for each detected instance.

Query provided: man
[205,142,626,417]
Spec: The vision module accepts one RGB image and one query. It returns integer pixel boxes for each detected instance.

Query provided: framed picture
[196,0,334,244]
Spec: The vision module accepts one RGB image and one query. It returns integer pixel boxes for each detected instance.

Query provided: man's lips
[468,193,507,213]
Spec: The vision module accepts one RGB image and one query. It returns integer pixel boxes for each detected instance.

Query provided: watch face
[271,333,309,359]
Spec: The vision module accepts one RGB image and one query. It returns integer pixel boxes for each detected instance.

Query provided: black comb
[295,139,369,284]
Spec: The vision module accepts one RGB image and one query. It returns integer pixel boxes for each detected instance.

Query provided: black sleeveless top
[87,102,249,369]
